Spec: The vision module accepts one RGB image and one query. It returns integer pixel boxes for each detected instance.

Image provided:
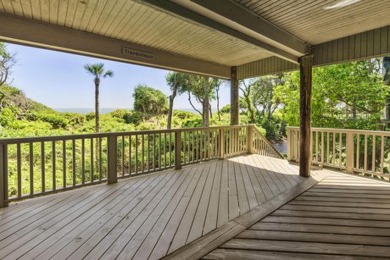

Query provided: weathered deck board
[205,169,390,260]
[0,154,303,259]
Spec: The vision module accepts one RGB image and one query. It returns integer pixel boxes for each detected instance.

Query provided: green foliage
[0,107,16,127]
[109,109,142,125]
[275,59,389,130]
[27,112,68,129]
[220,104,231,114]
[133,85,168,118]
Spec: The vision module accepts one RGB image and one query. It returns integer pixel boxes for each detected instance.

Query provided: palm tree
[84,63,113,132]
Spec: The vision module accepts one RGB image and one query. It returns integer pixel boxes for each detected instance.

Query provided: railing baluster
[63,140,66,189]
[187,131,190,163]
[81,138,85,185]
[356,134,360,170]
[164,132,166,168]
[122,135,125,176]
[72,139,76,187]
[170,132,173,167]
[339,133,342,168]
[159,133,162,169]
[381,135,384,175]
[372,135,376,173]
[30,143,34,195]
[135,135,138,174]
[129,135,132,174]
[364,134,368,172]
[90,138,94,182]
[41,141,46,193]
[147,134,150,172]
[52,141,56,191]
[152,133,155,170]
[142,134,145,173]
[17,143,21,198]
[99,137,102,181]
[175,130,182,170]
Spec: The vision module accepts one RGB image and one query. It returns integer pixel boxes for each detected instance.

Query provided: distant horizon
[53,107,209,114]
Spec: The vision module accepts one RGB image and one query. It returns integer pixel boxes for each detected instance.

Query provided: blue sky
[6,43,231,111]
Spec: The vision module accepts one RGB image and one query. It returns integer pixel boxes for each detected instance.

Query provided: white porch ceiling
[0,0,389,78]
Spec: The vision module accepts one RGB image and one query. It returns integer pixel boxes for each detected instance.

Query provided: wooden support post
[219,128,225,159]
[175,130,182,170]
[230,66,239,125]
[299,55,313,177]
[0,144,9,207]
[107,135,118,184]
[346,132,354,173]
[247,125,253,154]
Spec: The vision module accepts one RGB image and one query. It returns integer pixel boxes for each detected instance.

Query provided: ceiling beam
[143,0,299,64]
[0,13,230,79]
[190,0,308,55]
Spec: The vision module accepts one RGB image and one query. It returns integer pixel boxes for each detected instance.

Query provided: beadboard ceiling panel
[233,0,390,45]
[0,0,272,66]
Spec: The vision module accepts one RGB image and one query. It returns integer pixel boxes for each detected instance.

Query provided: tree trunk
[95,78,100,133]
[167,95,175,129]
[203,79,210,127]
[167,75,178,129]
[216,85,221,121]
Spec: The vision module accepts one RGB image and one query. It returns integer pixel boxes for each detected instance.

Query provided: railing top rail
[0,125,252,144]
[252,127,284,158]
[286,126,390,135]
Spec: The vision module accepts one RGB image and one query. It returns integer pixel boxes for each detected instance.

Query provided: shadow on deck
[204,169,390,259]
[0,154,303,259]
[1,155,388,259]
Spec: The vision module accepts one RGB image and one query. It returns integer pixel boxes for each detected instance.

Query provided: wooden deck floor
[0,154,303,260]
[205,170,390,259]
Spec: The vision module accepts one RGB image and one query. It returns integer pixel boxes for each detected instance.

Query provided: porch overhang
[0,0,389,79]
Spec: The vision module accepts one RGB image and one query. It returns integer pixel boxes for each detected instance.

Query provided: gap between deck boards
[163,171,329,260]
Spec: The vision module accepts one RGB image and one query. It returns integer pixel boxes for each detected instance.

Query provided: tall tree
[239,74,283,123]
[84,63,113,132]
[0,43,15,106]
[239,80,255,123]
[185,75,222,127]
[133,84,168,118]
[165,72,188,129]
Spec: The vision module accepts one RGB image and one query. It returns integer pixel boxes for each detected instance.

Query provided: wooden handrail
[0,125,284,207]
[287,126,390,180]
[251,126,283,159]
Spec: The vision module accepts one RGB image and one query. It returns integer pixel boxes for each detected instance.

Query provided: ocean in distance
[54,108,202,114]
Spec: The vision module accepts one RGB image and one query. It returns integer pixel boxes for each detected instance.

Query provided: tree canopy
[274,59,389,130]
[133,85,168,118]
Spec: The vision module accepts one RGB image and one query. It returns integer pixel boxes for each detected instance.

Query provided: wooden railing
[252,127,284,158]
[0,125,280,207]
[287,127,390,179]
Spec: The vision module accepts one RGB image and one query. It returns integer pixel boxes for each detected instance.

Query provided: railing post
[0,144,9,207]
[219,128,224,159]
[247,125,253,154]
[175,130,182,170]
[107,135,118,184]
[287,128,292,161]
[346,132,354,173]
